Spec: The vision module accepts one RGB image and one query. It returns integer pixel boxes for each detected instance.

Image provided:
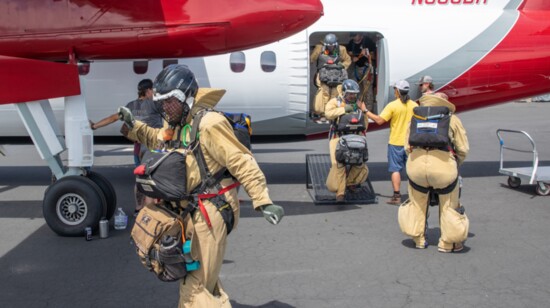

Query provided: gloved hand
[344,104,354,113]
[260,204,284,225]
[117,106,135,129]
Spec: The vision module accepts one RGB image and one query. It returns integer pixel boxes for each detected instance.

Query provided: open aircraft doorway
[307,31,388,129]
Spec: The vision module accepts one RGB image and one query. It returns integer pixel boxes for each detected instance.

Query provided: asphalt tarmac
[1,101,550,308]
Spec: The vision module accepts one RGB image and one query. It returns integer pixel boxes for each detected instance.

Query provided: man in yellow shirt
[364,80,418,204]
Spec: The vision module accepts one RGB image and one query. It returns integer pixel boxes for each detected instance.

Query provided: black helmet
[342,79,360,96]
[323,33,338,48]
[153,64,198,107]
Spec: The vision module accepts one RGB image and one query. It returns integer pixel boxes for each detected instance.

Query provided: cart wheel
[535,182,550,196]
[508,176,521,189]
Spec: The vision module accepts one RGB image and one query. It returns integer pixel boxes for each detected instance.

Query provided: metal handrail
[496,129,539,184]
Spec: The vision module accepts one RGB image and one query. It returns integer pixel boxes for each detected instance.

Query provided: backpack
[131,203,191,282]
[223,112,252,150]
[409,106,451,149]
[318,63,348,87]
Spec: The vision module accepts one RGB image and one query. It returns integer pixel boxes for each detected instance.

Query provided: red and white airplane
[4,0,547,138]
[0,0,324,236]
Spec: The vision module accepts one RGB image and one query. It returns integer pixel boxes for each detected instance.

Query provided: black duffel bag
[335,134,369,166]
[134,150,187,201]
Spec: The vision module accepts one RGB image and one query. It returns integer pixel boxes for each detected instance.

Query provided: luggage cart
[496,129,550,196]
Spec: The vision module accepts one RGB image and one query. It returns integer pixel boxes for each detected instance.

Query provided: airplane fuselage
[2,0,549,136]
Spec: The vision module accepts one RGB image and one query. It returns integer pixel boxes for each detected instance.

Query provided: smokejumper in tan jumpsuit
[310,44,352,116]
[324,96,369,198]
[404,94,469,251]
[128,89,273,307]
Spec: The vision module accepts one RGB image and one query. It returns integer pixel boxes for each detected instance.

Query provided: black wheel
[535,182,550,196]
[43,176,106,236]
[87,171,117,220]
[508,176,521,189]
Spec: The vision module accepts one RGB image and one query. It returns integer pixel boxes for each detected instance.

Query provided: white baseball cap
[393,80,410,91]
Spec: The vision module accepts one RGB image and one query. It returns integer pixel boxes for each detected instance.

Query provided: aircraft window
[260,51,276,72]
[163,59,178,68]
[133,61,148,74]
[230,52,246,73]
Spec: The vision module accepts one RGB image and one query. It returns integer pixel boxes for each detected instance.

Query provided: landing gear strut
[16,81,116,237]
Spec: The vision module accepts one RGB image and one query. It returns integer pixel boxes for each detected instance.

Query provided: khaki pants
[406,149,468,251]
[314,75,342,116]
[326,137,369,196]
[178,200,231,308]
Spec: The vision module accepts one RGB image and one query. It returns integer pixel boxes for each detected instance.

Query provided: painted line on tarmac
[0,218,45,258]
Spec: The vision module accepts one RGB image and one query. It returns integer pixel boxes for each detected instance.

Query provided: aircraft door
[375,37,389,114]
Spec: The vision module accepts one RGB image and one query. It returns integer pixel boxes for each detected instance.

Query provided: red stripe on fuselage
[440,4,550,112]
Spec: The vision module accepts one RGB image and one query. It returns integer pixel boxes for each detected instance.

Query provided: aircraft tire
[43,176,106,237]
[87,171,117,220]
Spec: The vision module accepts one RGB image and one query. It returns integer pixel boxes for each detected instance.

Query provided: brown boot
[387,193,401,205]
[336,194,345,203]
[438,242,464,253]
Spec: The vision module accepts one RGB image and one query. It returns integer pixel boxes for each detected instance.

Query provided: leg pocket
[398,199,426,238]
[440,205,469,243]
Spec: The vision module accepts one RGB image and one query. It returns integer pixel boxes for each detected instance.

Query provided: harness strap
[409,177,458,195]
[197,198,213,229]
[196,181,241,229]
[188,109,240,231]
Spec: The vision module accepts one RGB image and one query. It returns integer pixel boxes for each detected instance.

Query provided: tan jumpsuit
[404,95,469,251]
[310,45,352,116]
[324,96,369,197]
[128,89,273,307]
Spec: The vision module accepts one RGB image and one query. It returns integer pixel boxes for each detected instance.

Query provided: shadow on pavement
[231,300,295,308]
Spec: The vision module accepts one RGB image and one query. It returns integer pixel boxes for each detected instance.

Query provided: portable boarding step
[306,154,378,204]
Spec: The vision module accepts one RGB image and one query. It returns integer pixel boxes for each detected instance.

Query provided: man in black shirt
[90,79,164,215]
[347,33,377,111]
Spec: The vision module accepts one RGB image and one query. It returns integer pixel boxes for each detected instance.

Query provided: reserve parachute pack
[134,150,188,201]
[335,112,367,133]
[409,106,451,149]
